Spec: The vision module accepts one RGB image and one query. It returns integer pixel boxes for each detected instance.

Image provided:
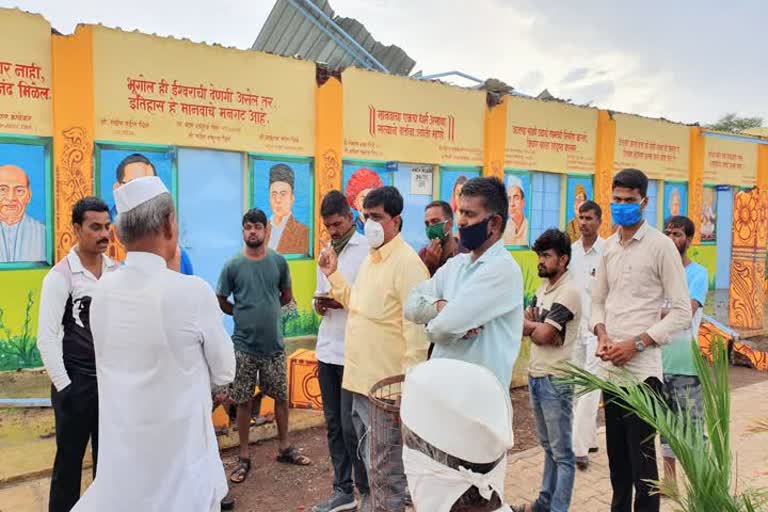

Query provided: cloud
[560,68,591,85]
[2,0,764,125]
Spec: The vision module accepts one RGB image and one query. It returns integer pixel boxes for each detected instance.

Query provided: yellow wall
[2,10,768,372]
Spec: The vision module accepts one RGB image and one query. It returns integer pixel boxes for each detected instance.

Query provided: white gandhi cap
[114,176,168,214]
[400,359,513,464]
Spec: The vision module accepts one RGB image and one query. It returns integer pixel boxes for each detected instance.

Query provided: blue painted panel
[715,188,734,290]
[177,148,244,333]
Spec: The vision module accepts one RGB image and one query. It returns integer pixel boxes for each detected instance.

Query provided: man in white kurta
[74,176,235,512]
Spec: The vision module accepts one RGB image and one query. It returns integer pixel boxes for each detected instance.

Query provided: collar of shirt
[370,233,405,263]
[124,251,168,272]
[574,236,606,256]
[66,246,118,279]
[617,220,649,245]
[467,239,507,268]
[343,231,365,251]
[542,270,573,294]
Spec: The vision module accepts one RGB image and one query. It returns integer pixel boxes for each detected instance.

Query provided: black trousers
[49,374,99,512]
[604,377,662,512]
[318,361,369,495]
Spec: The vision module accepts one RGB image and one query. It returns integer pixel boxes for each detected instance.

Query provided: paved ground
[504,378,768,511]
[3,371,767,511]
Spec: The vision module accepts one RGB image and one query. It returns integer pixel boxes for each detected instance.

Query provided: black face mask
[459,216,491,251]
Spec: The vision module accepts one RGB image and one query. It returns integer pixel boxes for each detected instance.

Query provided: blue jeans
[529,375,575,512]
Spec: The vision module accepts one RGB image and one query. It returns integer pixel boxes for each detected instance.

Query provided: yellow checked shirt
[329,234,430,396]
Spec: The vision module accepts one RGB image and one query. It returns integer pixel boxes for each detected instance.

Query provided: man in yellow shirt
[319,186,429,512]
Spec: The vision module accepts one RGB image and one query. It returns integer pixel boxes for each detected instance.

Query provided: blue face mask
[610,202,643,227]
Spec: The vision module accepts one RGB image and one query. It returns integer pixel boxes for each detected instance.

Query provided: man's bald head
[0,165,32,225]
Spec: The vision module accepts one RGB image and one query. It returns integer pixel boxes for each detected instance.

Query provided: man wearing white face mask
[401,358,514,512]
[319,186,429,511]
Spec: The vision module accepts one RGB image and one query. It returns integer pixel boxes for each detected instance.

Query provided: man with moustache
[661,216,708,487]
[513,229,581,512]
[312,191,370,512]
[37,197,119,512]
[569,200,607,470]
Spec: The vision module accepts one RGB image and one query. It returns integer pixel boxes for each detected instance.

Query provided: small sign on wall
[410,165,433,195]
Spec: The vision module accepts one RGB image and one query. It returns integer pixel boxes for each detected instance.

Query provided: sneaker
[576,456,589,471]
[312,490,357,512]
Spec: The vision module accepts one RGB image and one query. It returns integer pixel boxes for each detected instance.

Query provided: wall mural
[503,171,532,248]
[439,167,481,234]
[342,162,390,234]
[96,147,174,263]
[565,175,593,243]
[0,140,50,265]
[701,186,717,243]
[663,182,688,222]
[252,156,313,258]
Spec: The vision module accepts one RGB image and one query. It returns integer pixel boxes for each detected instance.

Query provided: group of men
[36,166,708,512]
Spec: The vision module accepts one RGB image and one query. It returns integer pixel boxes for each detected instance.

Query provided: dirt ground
[223,366,768,512]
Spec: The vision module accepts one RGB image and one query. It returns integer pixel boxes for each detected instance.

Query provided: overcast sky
[3,0,766,126]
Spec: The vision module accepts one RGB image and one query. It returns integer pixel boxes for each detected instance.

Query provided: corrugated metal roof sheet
[252,0,415,75]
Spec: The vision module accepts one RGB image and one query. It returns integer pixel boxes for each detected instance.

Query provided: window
[529,172,562,243]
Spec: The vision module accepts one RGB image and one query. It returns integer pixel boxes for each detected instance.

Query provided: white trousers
[572,333,601,458]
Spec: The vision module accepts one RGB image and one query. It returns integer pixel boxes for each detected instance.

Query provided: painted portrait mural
[0,141,50,265]
[503,172,532,248]
[565,176,594,243]
[439,168,481,233]
[252,156,313,258]
[97,147,174,263]
[701,186,717,242]
[342,162,391,234]
[663,182,688,222]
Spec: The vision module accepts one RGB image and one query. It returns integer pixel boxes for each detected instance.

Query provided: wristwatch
[634,336,645,353]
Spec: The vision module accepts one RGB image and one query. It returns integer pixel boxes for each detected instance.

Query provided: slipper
[230,457,251,484]
[221,493,235,510]
[276,446,312,466]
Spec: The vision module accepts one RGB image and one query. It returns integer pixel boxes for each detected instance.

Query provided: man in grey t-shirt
[217,208,311,485]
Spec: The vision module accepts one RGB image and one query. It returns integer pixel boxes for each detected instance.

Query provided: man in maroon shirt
[418,200,468,277]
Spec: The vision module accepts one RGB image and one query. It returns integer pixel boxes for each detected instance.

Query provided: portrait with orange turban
[345,168,384,233]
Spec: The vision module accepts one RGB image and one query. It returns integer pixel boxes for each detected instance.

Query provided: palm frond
[560,337,765,512]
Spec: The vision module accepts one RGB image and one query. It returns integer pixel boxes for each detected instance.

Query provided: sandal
[230,457,251,483]
[276,446,312,466]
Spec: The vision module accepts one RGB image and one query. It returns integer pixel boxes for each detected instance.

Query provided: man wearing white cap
[401,358,514,512]
[73,176,236,512]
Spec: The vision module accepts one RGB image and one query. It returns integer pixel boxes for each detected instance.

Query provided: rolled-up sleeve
[197,282,235,387]
[646,241,692,345]
[37,271,71,392]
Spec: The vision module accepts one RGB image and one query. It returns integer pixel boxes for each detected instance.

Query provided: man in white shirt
[73,177,235,512]
[37,197,118,512]
[312,191,369,512]
[569,200,606,471]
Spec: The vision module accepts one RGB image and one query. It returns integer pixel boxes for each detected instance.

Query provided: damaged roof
[252,0,415,75]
